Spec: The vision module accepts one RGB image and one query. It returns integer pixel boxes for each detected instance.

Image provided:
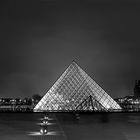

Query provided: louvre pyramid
[34,61,121,112]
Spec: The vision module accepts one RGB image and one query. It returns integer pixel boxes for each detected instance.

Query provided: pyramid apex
[71,60,82,69]
[72,59,76,62]
[72,60,78,65]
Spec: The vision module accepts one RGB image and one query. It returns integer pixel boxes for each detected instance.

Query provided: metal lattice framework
[76,95,107,111]
[34,61,121,112]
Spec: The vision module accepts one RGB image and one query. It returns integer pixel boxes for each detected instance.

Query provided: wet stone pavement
[0,113,140,140]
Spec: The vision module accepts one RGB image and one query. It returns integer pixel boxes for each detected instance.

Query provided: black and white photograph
[0,0,139,140]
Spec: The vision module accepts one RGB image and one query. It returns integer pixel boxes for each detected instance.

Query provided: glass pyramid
[34,61,121,112]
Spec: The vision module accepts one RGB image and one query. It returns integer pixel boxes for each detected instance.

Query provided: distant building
[115,95,140,112]
[134,80,140,98]
[0,98,34,112]
[114,81,140,111]
[114,80,140,111]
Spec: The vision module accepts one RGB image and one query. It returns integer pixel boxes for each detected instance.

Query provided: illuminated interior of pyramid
[34,61,121,112]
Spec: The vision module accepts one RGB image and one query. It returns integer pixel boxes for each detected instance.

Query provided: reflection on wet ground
[0,113,140,140]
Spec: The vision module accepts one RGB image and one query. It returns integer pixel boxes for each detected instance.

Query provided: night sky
[0,0,139,98]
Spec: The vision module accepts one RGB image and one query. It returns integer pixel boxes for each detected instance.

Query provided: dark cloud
[0,0,139,98]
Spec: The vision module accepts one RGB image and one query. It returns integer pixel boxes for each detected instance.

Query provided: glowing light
[34,61,121,112]
[40,128,48,135]
[43,120,48,124]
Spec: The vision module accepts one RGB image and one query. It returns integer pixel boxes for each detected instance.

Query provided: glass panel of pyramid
[34,61,121,112]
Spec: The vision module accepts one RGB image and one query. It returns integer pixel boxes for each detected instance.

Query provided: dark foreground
[0,113,140,140]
